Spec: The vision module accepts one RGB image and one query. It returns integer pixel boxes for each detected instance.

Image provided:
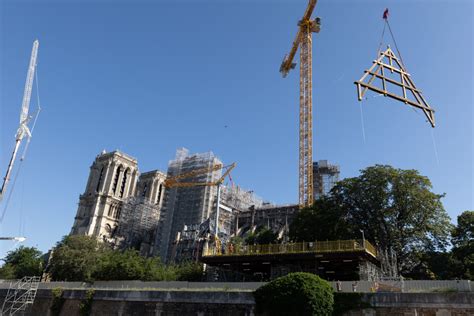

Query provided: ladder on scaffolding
[1,276,40,316]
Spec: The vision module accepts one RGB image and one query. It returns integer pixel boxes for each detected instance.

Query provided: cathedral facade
[70,150,165,243]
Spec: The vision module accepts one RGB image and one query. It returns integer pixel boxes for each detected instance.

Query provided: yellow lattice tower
[280,0,321,207]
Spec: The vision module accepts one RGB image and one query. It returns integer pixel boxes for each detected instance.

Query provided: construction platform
[201,240,380,281]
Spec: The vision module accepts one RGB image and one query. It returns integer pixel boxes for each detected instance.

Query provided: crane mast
[280,1,320,207]
[0,40,39,202]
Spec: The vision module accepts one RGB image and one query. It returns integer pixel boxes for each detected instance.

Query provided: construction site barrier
[203,239,377,258]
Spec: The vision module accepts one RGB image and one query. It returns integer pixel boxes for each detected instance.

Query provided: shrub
[254,272,333,316]
[176,261,204,281]
[79,289,95,316]
[50,287,65,316]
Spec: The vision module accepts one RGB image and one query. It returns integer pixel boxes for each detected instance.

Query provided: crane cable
[0,66,42,224]
[380,10,440,166]
[385,19,406,70]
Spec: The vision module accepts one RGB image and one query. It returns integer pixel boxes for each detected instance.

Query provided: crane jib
[280,0,318,78]
[20,40,39,126]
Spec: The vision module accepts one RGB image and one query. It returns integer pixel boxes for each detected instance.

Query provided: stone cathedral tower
[70,150,139,240]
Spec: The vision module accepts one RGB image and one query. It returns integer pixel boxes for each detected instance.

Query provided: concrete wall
[0,288,256,316]
[346,293,474,316]
[2,279,469,293]
[1,287,473,316]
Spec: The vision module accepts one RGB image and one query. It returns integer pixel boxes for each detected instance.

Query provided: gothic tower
[135,170,166,207]
[70,150,139,241]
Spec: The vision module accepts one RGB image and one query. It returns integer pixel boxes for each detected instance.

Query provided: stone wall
[1,287,473,316]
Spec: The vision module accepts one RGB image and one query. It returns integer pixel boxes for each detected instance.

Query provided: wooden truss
[354,47,435,127]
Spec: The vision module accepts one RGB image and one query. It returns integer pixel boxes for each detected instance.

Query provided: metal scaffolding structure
[313,160,340,200]
[220,185,264,212]
[113,196,161,255]
[157,148,222,261]
[167,169,267,263]
[0,276,40,316]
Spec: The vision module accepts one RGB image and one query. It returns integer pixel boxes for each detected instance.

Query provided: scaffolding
[157,148,223,261]
[220,185,265,212]
[113,196,161,255]
[313,160,340,200]
[1,276,40,316]
[203,239,377,258]
[235,204,299,241]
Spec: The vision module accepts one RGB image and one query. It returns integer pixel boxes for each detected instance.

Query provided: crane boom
[280,1,320,207]
[164,162,236,236]
[280,0,317,78]
[164,163,236,188]
[0,40,39,202]
[164,163,223,187]
[19,40,39,135]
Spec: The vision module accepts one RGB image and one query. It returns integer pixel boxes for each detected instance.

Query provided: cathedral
[70,150,165,246]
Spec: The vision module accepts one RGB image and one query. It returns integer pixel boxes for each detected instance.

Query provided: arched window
[112,165,122,194]
[119,169,129,198]
[107,205,113,217]
[142,183,148,197]
[96,166,104,192]
[105,224,112,234]
[157,183,163,204]
[116,207,122,219]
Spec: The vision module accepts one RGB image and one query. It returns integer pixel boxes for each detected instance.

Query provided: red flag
[383,8,389,20]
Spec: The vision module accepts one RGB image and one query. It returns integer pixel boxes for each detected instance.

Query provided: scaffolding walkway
[203,239,377,258]
[1,276,40,316]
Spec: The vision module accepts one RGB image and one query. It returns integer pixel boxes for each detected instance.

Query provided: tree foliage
[289,197,354,242]
[245,227,279,245]
[48,235,108,282]
[175,261,204,281]
[290,165,453,275]
[47,235,203,282]
[0,246,43,279]
[0,264,16,279]
[451,211,473,279]
[254,272,333,316]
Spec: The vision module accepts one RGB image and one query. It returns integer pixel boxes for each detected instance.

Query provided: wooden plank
[380,65,387,93]
[401,73,407,100]
[373,61,410,76]
[364,70,421,92]
[356,81,435,112]
[361,63,382,98]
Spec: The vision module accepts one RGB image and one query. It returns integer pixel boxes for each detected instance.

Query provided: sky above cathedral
[0,0,472,255]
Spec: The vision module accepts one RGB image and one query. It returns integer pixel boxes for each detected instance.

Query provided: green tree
[0,264,16,279]
[94,249,147,281]
[254,272,333,316]
[452,211,473,279]
[290,165,452,275]
[245,227,279,245]
[48,235,108,282]
[1,246,43,278]
[175,261,203,281]
[405,251,465,280]
[289,197,353,242]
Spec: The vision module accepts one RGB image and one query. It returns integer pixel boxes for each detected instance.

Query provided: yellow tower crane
[280,0,320,207]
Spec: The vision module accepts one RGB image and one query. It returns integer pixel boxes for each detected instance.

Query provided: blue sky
[0,0,472,255]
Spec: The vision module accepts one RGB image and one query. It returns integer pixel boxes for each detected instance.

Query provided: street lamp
[359,229,365,248]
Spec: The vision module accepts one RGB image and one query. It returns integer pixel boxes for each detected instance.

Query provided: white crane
[0,237,26,242]
[0,40,40,203]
